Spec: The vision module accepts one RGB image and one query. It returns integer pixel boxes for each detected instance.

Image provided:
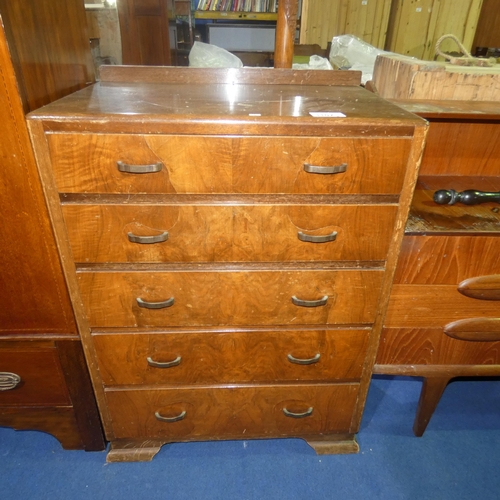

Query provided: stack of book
[195,0,278,13]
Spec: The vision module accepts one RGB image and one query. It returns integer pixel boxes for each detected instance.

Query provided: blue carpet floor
[1,376,499,500]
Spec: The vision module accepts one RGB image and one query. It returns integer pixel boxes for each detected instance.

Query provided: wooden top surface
[27,67,425,135]
[389,99,500,120]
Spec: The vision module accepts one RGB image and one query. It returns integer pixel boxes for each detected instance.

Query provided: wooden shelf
[406,175,500,235]
[194,11,277,21]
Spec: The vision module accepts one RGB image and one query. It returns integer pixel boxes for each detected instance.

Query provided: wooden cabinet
[27,66,426,461]
[375,101,500,436]
[0,5,104,450]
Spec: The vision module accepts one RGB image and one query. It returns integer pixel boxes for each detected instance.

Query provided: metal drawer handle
[147,356,182,368]
[283,407,314,419]
[287,353,321,365]
[291,295,328,307]
[128,231,169,244]
[137,297,174,309]
[0,372,21,391]
[117,161,163,174]
[303,163,347,175]
[155,410,186,423]
[297,231,337,243]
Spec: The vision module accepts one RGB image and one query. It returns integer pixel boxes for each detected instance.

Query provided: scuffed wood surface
[373,54,500,101]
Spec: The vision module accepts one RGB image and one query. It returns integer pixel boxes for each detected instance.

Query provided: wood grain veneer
[104,384,360,440]
[92,328,369,385]
[47,135,412,195]
[77,269,384,328]
[62,204,397,263]
[27,67,426,460]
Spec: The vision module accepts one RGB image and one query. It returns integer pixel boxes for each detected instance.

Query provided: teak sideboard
[375,100,500,436]
[27,66,427,462]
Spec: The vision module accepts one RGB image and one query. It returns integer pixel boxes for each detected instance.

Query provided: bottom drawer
[106,384,359,440]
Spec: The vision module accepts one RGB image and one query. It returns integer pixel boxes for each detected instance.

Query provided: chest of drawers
[28,67,426,461]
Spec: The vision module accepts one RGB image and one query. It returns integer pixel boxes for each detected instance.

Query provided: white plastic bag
[188,41,243,68]
[292,55,333,70]
[329,35,389,84]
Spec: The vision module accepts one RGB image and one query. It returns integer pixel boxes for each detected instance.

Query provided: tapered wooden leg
[413,376,450,437]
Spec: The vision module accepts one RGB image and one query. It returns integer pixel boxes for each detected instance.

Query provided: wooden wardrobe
[0,0,104,450]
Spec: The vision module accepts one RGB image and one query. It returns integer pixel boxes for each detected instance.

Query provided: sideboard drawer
[105,383,360,440]
[48,134,411,195]
[63,204,397,263]
[377,327,500,366]
[384,284,500,328]
[77,269,384,328]
[394,235,500,285]
[93,328,370,386]
[0,346,71,406]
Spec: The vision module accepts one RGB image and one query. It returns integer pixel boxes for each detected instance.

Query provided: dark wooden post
[274,0,299,68]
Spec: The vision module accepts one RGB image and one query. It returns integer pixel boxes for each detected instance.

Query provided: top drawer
[47,134,411,195]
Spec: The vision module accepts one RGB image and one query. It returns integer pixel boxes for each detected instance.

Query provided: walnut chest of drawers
[27,67,427,462]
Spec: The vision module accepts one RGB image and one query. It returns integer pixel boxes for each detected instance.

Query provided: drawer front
[93,329,370,386]
[63,204,397,263]
[394,235,500,285]
[48,134,411,194]
[377,327,500,366]
[385,284,500,328]
[105,383,359,440]
[77,270,384,328]
[0,347,71,406]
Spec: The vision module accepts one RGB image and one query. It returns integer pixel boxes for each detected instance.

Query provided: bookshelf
[194,11,277,21]
[194,1,278,14]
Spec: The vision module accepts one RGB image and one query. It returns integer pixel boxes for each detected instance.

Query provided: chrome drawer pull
[287,353,321,365]
[291,295,328,307]
[155,410,186,423]
[127,231,169,244]
[137,297,174,309]
[117,161,163,174]
[0,372,21,391]
[283,407,313,419]
[303,163,347,175]
[297,231,337,243]
[147,356,182,368]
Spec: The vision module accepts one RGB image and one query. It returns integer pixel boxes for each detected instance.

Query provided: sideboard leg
[413,376,450,437]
